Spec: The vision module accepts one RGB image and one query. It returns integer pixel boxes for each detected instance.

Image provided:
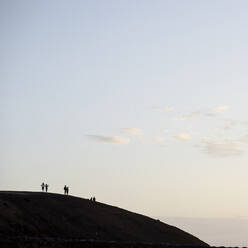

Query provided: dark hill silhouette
[0,191,208,246]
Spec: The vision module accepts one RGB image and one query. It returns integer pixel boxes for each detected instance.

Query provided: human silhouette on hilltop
[41,182,45,192]
[45,184,49,192]
[64,185,69,195]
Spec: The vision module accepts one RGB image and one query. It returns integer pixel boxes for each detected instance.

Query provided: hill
[0,191,208,246]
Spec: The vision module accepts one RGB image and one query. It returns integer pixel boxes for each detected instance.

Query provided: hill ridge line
[0,191,208,246]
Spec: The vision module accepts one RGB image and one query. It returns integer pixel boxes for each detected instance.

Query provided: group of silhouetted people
[41,182,49,192]
[40,182,97,200]
[64,185,69,195]
[41,182,69,195]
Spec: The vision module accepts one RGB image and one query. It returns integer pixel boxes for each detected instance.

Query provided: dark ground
[0,237,211,248]
[0,191,208,247]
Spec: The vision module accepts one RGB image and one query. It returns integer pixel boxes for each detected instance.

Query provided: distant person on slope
[41,182,45,192]
[64,185,67,195]
[66,186,69,195]
[45,184,49,192]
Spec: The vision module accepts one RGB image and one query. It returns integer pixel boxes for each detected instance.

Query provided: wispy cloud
[152,136,165,143]
[212,105,229,113]
[183,113,200,119]
[206,105,229,116]
[174,105,229,120]
[241,121,248,126]
[223,121,236,130]
[121,128,143,136]
[154,106,174,112]
[86,135,130,144]
[239,135,248,144]
[174,133,191,141]
[174,112,200,121]
[201,138,243,157]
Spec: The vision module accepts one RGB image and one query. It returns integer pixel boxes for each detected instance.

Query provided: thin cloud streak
[223,122,235,130]
[239,135,248,144]
[212,105,229,113]
[121,128,143,136]
[152,136,165,143]
[206,105,230,117]
[173,105,230,120]
[174,112,200,121]
[201,138,243,157]
[153,106,174,112]
[174,133,191,141]
[86,135,130,144]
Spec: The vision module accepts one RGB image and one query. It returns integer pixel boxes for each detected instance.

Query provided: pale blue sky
[1,0,248,245]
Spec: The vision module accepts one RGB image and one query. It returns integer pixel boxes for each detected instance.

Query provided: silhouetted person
[45,184,49,192]
[66,186,69,195]
[64,185,67,194]
[41,182,45,192]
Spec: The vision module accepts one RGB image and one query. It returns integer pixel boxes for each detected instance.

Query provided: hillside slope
[0,191,208,246]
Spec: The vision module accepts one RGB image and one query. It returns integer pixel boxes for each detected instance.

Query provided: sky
[1,0,248,246]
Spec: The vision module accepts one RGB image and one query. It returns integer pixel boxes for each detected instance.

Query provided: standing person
[41,182,45,192]
[66,186,69,195]
[64,185,67,195]
[45,184,49,192]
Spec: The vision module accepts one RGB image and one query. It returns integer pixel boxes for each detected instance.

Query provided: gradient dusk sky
[1,1,248,245]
